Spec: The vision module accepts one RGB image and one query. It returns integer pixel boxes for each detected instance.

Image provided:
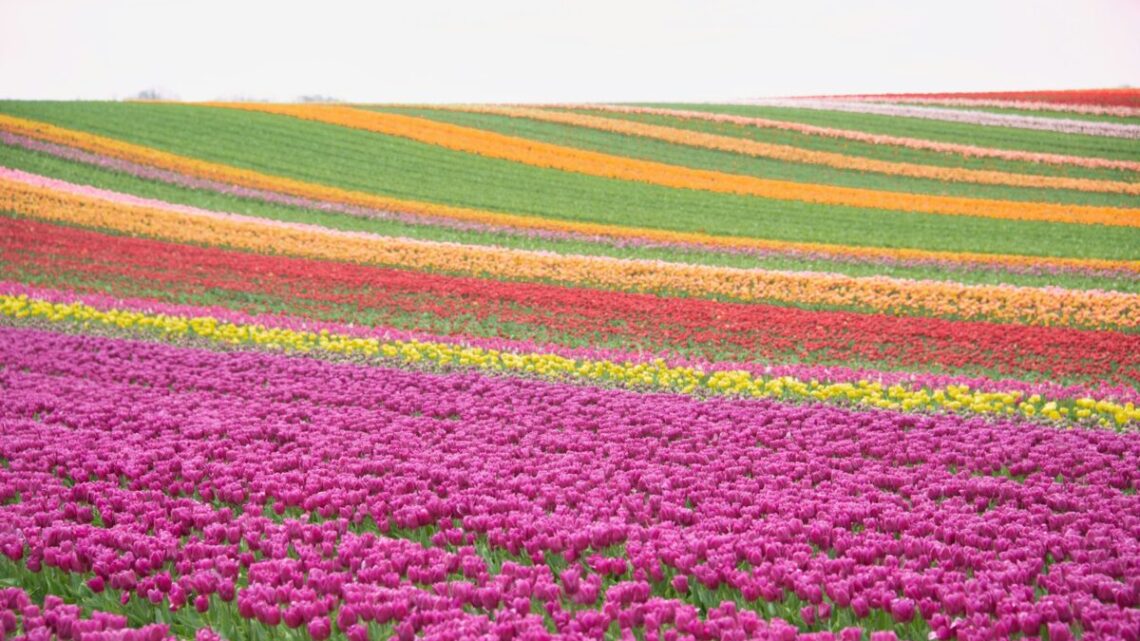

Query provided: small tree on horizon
[133,88,165,100]
[297,94,342,103]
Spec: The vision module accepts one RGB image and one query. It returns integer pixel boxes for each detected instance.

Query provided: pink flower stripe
[555,105,1140,171]
[737,99,1140,139]
[835,96,1140,118]
[820,88,1140,108]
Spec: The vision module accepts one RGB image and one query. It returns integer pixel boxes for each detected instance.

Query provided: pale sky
[2,0,1138,103]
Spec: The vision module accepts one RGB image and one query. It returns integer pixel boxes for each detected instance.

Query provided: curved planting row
[9,277,1138,412]
[555,105,1140,171]
[376,106,1140,207]
[835,89,1140,114]
[205,103,1140,227]
[4,214,1139,391]
[737,99,1140,139]
[4,107,1137,263]
[4,171,1139,329]
[410,105,1140,194]
[834,98,1140,119]
[3,291,1138,428]
[5,129,1136,279]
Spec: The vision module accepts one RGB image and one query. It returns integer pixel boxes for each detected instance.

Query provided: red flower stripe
[4,215,1137,387]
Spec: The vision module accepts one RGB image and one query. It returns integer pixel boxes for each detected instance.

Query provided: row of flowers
[552,104,1140,171]
[3,293,1137,428]
[0,588,174,641]
[7,278,1137,408]
[1,328,1137,640]
[3,117,1135,278]
[6,215,1139,391]
[206,103,1140,227]
[832,89,1140,114]
[738,99,1140,139]
[0,129,572,244]
[834,97,1140,118]
[4,169,1138,329]
[435,104,1140,194]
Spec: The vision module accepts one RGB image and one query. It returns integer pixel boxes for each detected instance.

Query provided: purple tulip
[890,597,915,623]
[307,616,331,641]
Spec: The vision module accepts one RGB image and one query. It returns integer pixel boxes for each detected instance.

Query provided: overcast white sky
[2,0,1138,103]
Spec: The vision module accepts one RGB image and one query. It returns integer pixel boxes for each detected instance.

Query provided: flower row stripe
[203,102,1140,228]
[823,88,1140,112]
[3,117,1138,276]
[8,217,1138,391]
[2,172,1138,329]
[738,98,1140,138]
[11,278,1137,408]
[0,130,596,245]
[553,104,1140,172]
[2,293,1136,429]
[431,104,1140,194]
[6,169,1140,326]
[835,96,1140,118]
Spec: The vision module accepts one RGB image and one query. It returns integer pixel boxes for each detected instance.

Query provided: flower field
[0,91,1138,641]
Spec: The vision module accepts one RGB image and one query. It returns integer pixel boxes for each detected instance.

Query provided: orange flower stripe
[2,177,1137,330]
[204,103,1140,228]
[434,104,1140,195]
[3,113,1138,275]
[0,113,1136,277]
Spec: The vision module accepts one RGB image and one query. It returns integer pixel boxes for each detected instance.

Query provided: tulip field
[0,89,1138,640]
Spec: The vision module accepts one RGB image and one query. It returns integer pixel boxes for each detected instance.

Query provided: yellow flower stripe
[1,113,1136,276]
[3,176,1138,330]
[433,104,1140,195]
[206,102,1140,228]
[2,293,1135,429]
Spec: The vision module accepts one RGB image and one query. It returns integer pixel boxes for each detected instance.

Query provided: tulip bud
[800,605,815,626]
[168,584,186,610]
[337,606,357,630]
[852,596,870,619]
[284,605,305,629]
[890,597,915,623]
[308,616,331,641]
[1047,623,1073,641]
